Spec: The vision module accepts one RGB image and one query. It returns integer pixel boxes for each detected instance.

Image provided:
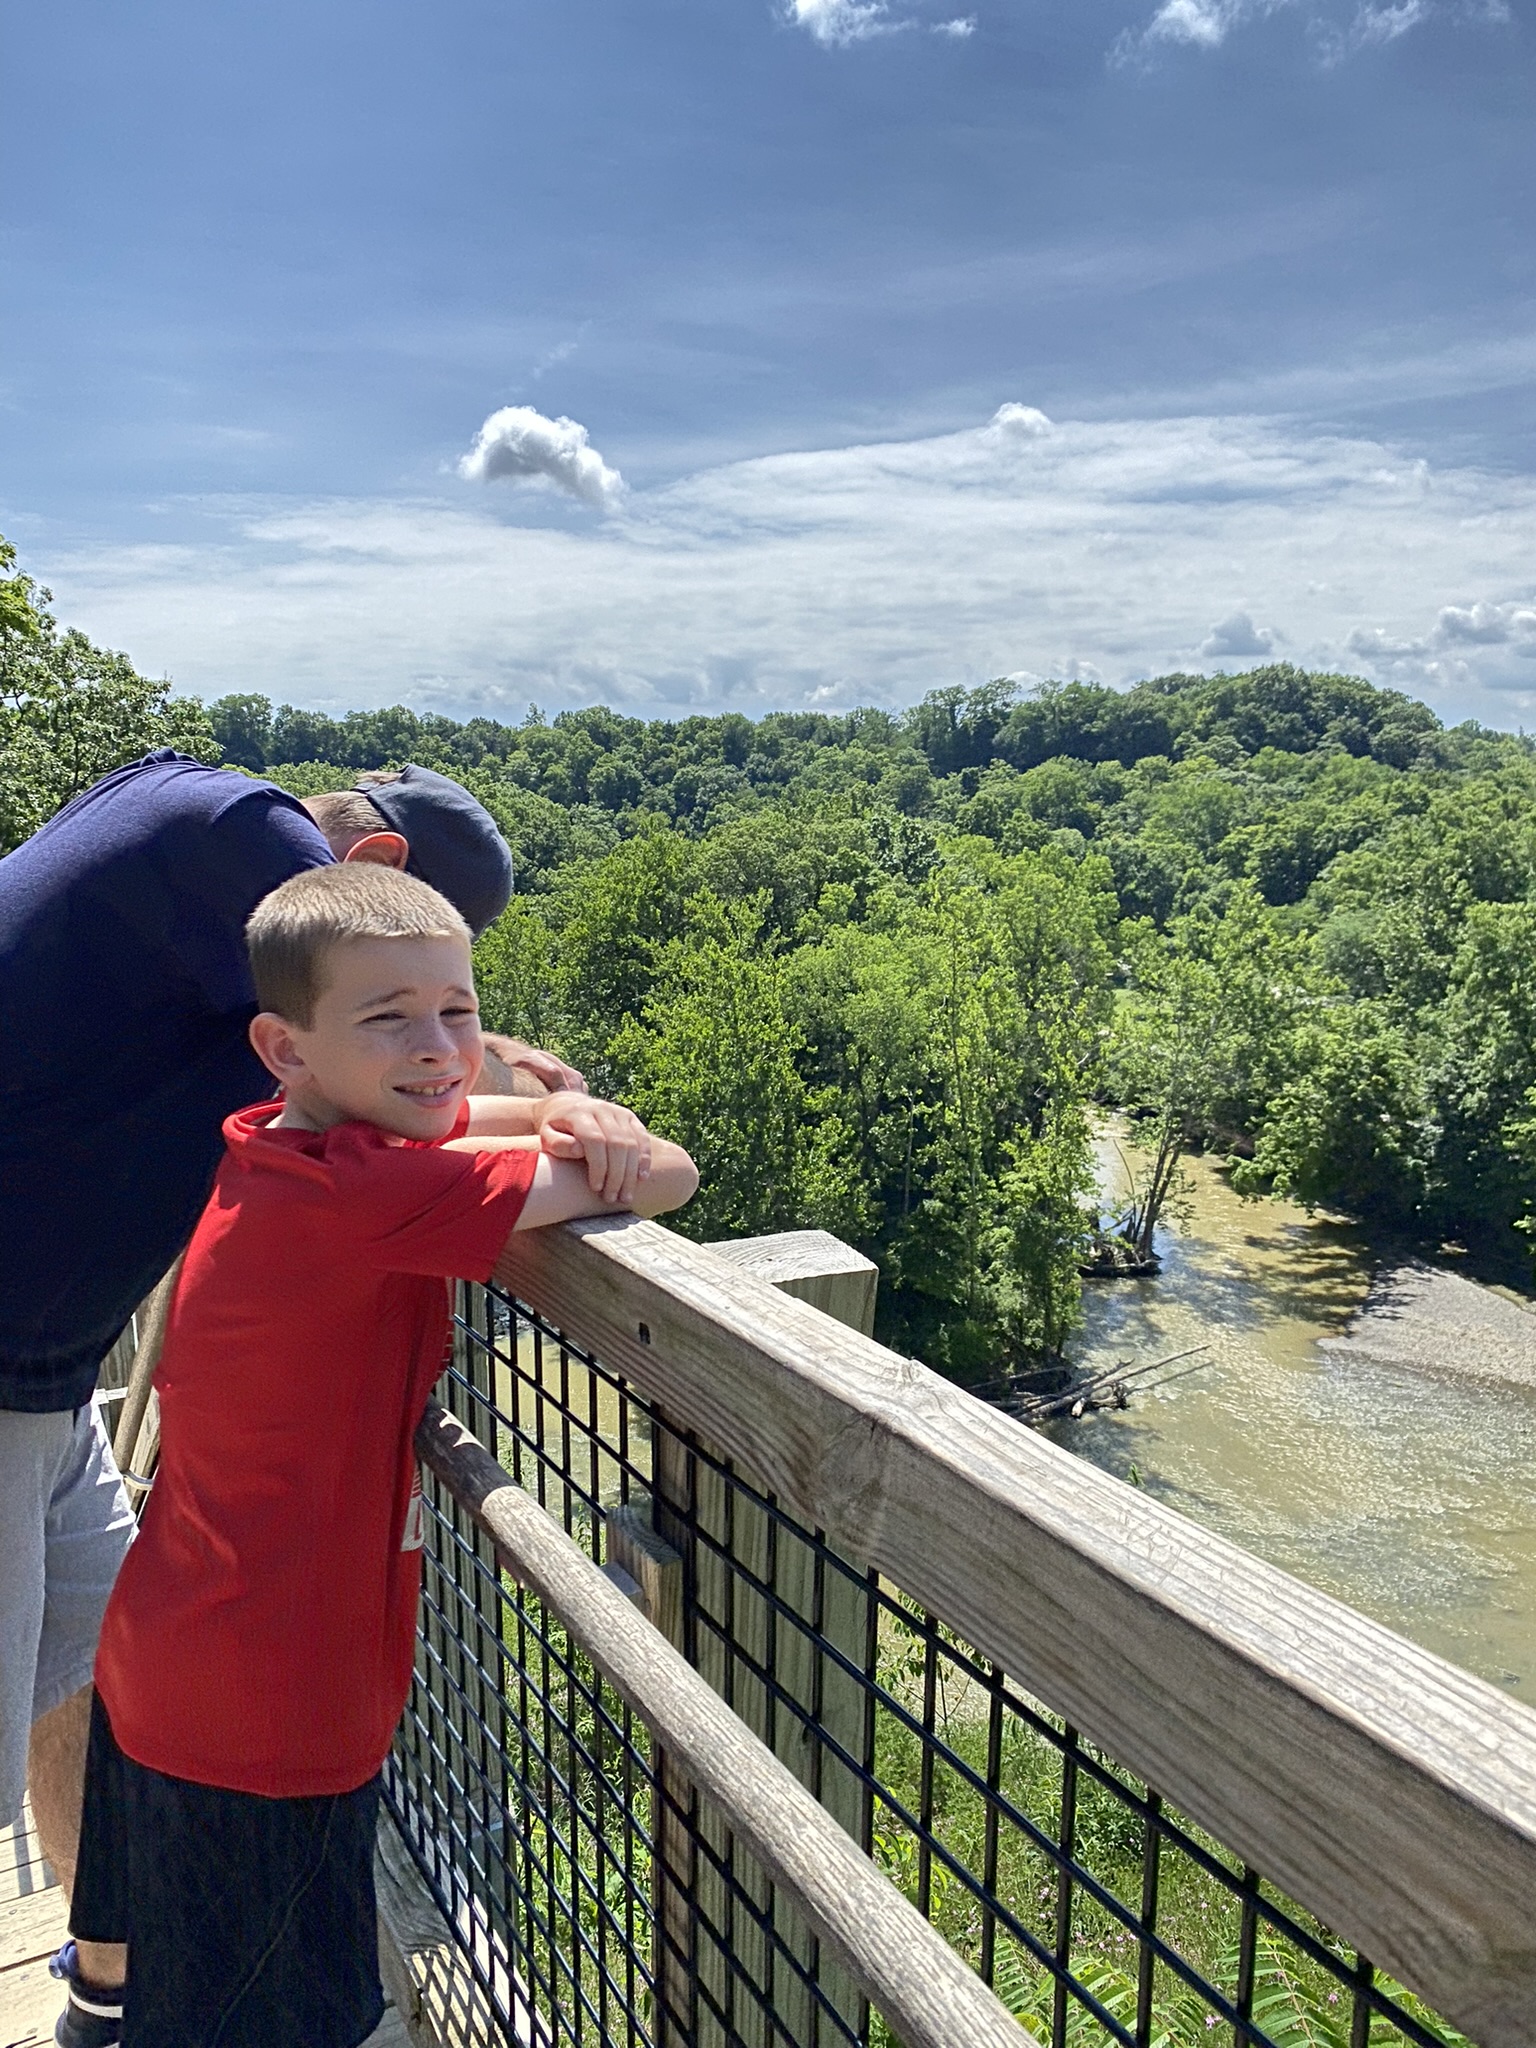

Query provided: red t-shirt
[95,1099,537,1797]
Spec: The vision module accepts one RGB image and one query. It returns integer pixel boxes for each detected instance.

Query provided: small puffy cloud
[788,0,892,43]
[1113,0,1271,59]
[986,402,1053,438]
[457,406,623,511]
[1347,625,1429,660]
[1144,0,1254,47]
[1200,610,1275,659]
[933,16,978,34]
[1435,600,1536,647]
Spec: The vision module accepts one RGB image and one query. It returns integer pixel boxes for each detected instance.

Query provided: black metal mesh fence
[384,1280,1471,2048]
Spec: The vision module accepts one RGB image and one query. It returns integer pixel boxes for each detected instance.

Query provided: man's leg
[0,1409,57,1833]
[30,1683,125,1986]
[31,1401,136,2009]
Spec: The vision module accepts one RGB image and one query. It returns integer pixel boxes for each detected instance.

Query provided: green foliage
[609,892,860,1241]
[1,538,218,851]
[0,535,45,647]
[1236,1003,1431,1223]
[8,525,1536,1300]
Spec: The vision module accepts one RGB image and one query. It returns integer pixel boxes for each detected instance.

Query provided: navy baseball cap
[358,766,513,937]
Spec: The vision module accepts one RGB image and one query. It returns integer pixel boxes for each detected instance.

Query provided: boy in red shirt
[62,863,697,2048]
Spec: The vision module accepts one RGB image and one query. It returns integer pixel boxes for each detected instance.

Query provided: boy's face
[254,934,485,1140]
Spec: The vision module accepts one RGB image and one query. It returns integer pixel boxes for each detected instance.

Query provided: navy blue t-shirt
[0,751,333,1411]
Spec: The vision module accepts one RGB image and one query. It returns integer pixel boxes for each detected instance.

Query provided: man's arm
[480,1033,585,1095]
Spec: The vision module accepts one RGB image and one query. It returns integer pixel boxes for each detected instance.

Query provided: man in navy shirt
[0,750,578,2048]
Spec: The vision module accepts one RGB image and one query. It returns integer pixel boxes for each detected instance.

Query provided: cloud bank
[786,0,975,46]
[1114,0,1508,65]
[457,405,624,510]
[38,405,1536,728]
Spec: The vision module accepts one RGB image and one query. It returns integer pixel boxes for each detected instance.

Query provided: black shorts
[71,1691,385,2048]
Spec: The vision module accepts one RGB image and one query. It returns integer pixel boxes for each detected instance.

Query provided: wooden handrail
[412,1401,1025,2048]
[489,1216,1536,2047]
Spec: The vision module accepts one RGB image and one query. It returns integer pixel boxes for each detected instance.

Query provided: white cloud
[1113,0,1276,59]
[786,0,975,44]
[33,407,1536,728]
[1143,0,1261,49]
[1114,0,1506,63]
[1347,625,1429,660]
[787,0,893,44]
[1435,600,1536,648]
[456,406,624,511]
[986,402,1053,438]
[1201,611,1276,659]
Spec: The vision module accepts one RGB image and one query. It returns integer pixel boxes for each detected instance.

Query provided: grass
[864,1605,1469,2048]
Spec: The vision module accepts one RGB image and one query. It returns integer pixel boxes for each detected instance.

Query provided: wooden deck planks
[0,1807,66,2048]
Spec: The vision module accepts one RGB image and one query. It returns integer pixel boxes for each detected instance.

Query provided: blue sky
[2,0,1533,725]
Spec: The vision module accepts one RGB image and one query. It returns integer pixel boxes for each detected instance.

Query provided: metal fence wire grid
[383,1278,1469,2048]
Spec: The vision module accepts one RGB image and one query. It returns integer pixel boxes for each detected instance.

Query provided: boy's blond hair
[247,864,473,1026]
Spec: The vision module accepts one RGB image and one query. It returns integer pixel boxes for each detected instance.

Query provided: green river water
[1059,1134,1536,1696]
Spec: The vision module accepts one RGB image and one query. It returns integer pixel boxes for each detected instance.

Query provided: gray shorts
[0,1402,135,1828]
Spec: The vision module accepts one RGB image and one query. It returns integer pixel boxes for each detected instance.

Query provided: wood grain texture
[109,1255,183,1502]
[603,1503,691,2046]
[415,1402,1025,2048]
[0,1889,66,1973]
[681,1231,877,2044]
[605,1502,684,1648]
[489,1215,1536,2045]
[705,1231,878,1337]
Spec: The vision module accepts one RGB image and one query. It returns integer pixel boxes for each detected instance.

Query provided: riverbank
[1319,1258,1536,1390]
[1071,1127,1536,1692]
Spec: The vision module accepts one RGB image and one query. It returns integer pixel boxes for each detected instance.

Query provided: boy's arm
[516,1143,698,1228]
[443,1136,699,1226]
[464,1091,653,1205]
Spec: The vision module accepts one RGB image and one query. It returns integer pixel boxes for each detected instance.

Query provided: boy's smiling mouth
[393,1077,464,1102]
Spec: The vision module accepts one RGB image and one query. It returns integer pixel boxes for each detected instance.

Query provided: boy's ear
[249,1011,309,1086]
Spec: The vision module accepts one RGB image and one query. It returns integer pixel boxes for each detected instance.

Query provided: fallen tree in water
[973,1344,1211,1425]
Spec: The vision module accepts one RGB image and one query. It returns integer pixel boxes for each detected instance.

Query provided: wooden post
[651,1231,879,2048]
[606,1504,691,2048]
[109,1258,184,1510]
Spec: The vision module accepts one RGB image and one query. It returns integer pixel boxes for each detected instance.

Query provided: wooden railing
[452,1213,1536,2048]
[413,1401,1022,2048]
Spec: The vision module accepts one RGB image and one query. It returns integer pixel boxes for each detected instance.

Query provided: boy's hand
[530,1092,652,1206]
[481,1033,586,1095]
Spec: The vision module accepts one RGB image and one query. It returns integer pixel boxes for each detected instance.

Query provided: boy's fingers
[537,1101,656,1206]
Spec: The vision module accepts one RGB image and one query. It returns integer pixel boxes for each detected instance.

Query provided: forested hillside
[6,534,1536,1371]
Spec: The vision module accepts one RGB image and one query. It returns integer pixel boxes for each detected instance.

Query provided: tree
[1107,938,1226,1262]
[610,894,857,1241]
[0,535,44,648]
[473,898,567,1059]
[207,693,275,770]
[1236,1004,1430,1226]
[0,541,218,851]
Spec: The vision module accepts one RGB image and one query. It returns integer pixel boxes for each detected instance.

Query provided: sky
[1,0,1533,728]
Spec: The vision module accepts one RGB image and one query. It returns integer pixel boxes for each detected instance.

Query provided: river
[1059,1130,1536,1696]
